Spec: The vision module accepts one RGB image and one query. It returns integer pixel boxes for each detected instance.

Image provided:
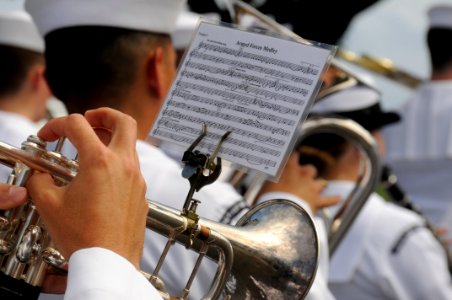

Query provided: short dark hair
[427,28,452,71]
[0,45,43,98]
[297,131,347,177]
[44,26,171,114]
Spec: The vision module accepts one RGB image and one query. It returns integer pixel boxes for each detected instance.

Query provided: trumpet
[0,135,319,299]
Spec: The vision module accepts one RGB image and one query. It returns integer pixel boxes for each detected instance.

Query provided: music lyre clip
[181,124,231,215]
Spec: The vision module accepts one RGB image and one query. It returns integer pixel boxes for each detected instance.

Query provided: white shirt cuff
[66,247,162,300]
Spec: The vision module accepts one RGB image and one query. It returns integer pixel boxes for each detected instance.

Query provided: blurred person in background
[302,82,452,300]
[0,9,51,182]
[383,4,452,255]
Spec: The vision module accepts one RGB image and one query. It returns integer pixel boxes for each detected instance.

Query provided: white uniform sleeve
[389,228,452,300]
[65,247,163,300]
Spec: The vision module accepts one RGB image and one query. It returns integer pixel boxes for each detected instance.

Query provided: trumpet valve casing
[0,135,74,300]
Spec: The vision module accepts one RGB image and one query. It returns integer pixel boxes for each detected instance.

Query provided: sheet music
[151,21,333,178]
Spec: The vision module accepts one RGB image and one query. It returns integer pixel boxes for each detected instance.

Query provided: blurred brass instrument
[336,49,423,88]
[0,135,319,299]
[296,117,381,256]
[227,0,312,44]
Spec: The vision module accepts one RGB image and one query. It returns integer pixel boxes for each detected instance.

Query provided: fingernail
[8,186,27,203]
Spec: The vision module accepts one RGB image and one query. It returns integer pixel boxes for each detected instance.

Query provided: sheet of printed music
[151,21,334,179]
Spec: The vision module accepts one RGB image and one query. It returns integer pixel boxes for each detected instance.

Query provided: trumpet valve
[16,225,42,263]
[42,247,67,270]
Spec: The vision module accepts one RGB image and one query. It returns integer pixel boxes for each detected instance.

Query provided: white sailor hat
[172,11,201,50]
[311,85,400,131]
[428,4,452,29]
[172,11,220,50]
[25,0,187,37]
[0,10,44,52]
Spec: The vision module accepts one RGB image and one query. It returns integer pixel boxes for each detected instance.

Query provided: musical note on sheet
[151,21,334,178]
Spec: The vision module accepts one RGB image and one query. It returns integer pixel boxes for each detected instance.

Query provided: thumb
[316,195,341,210]
[0,184,27,209]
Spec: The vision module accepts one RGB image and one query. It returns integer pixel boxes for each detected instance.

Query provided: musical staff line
[189,51,314,85]
[175,81,300,116]
[173,89,295,126]
[165,107,290,136]
[198,41,319,75]
[156,114,285,146]
[158,119,281,156]
[181,71,307,103]
[185,61,310,95]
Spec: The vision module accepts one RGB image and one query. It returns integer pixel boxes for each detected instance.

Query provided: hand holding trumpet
[26,107,148,267]
[0,108,153,296]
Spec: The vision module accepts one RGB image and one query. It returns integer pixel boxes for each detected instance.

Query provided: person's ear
[145,47,166,99]
[28,65,46,91]
[28,65,51,101]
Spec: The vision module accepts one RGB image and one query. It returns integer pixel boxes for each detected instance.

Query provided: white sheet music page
[151,21,334,179]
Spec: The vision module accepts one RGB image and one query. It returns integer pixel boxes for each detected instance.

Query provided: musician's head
[25,0,185,118]
[312,81,399,152]
[426,4,452,75]
[0,10,50,122]
[299,84,400,179]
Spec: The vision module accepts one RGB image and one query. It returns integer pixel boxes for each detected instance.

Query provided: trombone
[336,49,424,88]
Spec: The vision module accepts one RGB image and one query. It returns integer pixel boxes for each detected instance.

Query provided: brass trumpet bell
[148,198,319,299]
[206,199,318,299]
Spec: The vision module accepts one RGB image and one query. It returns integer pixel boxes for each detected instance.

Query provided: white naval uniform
[0,111,41,182]
[323,181,452,300]
[382,81,452,253]
[65,248,162,300]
